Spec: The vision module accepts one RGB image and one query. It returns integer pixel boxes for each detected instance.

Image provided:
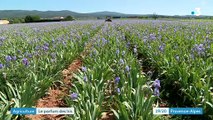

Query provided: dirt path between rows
[25,32,95,120]
[25,59,82,120]
[25,24,114,120]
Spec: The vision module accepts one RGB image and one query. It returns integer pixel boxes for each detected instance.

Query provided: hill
[0,10,213,20]
[0,10,130,19]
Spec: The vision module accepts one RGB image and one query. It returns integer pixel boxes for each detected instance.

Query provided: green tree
[64,16,74,21]
[32,15,40,21]
[152,13,158,20]
[20,18,25,23]
[25,15,40,23]
[25,15,33,23]
[12,18,22,23]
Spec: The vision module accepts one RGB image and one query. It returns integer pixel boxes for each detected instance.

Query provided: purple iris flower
[153,79,160,97]
[70,93,78,100]
[125,65,130,72]
[0,64,3,69]
[0,36,6,41]
[5,56,12,62]
[43,46,49,51]
[44,42,49,46]
[114,77,120,84]
[82,66,87,72]
[159,43,166,52]
[119,59,124,65]
[83,76,88,82]
[102,38,108,45]
[159,45,164,52]
[22,58,29,66]
[149,34,156,40]
[193,44,205,55]
[154,88,160,97]
[153,79,160,88]
[117,88,121,94]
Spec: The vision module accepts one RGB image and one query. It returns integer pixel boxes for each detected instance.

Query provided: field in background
[0,20,212,120]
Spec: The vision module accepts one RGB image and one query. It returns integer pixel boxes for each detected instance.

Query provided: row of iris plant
[65,22,161,120]
[0,21,103,120]
[1,20,212,120]
[116,20,213,120]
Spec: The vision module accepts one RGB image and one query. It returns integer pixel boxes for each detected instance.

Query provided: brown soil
[25,59,82,120]
[25,31,116,120]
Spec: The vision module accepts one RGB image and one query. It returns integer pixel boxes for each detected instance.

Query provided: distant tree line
[2,14,213,24]
[24,15,41,23]
[2,15,75,24]
[24,15,74,23]
[97,14,213,20]
[1,17,24,24]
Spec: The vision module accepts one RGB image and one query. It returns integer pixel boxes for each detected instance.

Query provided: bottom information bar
[11,108,74,115]
[153,108,203,115]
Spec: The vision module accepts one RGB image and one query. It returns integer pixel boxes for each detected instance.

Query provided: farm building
[0,20,9,24]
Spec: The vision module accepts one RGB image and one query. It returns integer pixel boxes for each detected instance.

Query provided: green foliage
[0,22,102,119]
[66,24,157,120]
[24,15,33,23]
[1,20,213,120]
[152,13,158,20]
[64,16,74,21]
[9,18,24,24]
[24,15,40,23]
[121,21,213,119]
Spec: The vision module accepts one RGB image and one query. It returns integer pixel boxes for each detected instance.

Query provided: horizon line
[0,9,212,16]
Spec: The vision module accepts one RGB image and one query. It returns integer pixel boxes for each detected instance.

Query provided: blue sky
[0,0,212,15]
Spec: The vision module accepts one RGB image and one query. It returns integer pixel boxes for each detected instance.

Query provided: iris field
[0,20,212,120]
